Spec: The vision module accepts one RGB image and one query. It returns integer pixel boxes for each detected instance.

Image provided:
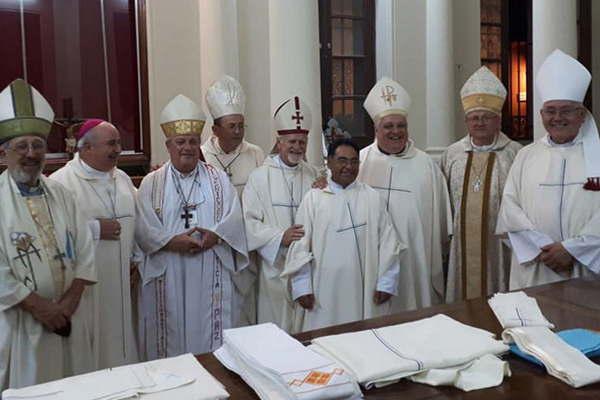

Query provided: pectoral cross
[181,205,196,229]
[225,168,233,178]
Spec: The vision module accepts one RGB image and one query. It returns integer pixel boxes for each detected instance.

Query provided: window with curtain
[0,0,149,173]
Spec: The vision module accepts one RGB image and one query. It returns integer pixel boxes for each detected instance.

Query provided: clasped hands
[20,279,86,333]
[538,242,574,274]
[296,291,392,310]
[165,227,220,254]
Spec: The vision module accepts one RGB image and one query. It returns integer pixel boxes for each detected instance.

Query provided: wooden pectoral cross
[181,204,197,229]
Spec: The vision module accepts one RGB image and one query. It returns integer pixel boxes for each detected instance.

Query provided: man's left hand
[197,228,220,251]
[311,176,327,189]
[373,291,392,305]
[59,279,87,319]
[540,242,574,273]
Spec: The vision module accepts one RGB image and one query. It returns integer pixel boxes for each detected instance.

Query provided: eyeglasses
[540,107,582,118]
[465,115,498,124]
[9,140,47,155]
[333,157,360,166]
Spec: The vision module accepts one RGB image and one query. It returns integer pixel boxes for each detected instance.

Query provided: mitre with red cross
[363,76,411,123]
[273,96,312,136]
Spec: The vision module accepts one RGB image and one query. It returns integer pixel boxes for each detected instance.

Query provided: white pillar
[592,2,600,121]
[452,0,480,141]
[426,0,455,157]
[532,0,577,139]
[380,0,455,159]
[146,0,203,164]
[238,0,322,164]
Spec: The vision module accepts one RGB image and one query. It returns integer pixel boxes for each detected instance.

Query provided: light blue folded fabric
[510,329,600,366]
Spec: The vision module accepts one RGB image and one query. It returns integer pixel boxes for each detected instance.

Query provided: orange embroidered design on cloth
[288,368,345,387]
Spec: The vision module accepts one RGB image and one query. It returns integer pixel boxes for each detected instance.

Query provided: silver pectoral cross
[473,178,481,192]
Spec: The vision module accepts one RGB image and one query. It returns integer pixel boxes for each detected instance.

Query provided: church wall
[145,0,203,164]
[592,1,600,122]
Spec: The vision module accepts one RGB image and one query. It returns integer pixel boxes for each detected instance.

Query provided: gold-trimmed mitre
[460,66,507,115]
[0,79,55,145]
[363,77,411,123]
[159,94,205,138]
[205,75,245,120]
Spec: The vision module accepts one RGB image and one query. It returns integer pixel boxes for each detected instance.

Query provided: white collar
[78,156,113,179]
[546,132,583,148]
[328,178,357,194]
[470,135,498,152]
[170,163,200,179]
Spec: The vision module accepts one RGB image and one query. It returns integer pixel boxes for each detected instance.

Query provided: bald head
[78,122,122,171]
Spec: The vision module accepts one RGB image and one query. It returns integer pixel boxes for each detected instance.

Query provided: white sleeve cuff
[89,219,101,241]
[562,235,600,274]
[376,261,400,295]
[291,264,313,300]
[508,230,554,264]
[257,232,285,267]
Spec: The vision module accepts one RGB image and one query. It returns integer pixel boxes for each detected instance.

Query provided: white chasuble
[283,181,403,333]
[497,135,600,289]
[358,140,452,310]
[441,134,522,302]
[242,155,319,332]
[50,154,139,368]
[135,162,249,358]
[0,172,96,390]
[201,136,265,197]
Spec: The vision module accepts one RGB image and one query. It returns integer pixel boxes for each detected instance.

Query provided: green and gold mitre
[0,79,55,145]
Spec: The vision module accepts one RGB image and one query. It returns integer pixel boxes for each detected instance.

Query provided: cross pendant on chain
[181,205,196,229]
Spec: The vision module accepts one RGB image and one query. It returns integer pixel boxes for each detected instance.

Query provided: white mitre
[460,66,507,115]
[536,49,600,183]
[205,75,245,120]
[273,96,312,135]
[159,94,205,138]
[363,77,411,123]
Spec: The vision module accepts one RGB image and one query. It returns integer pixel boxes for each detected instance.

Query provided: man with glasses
[283,138,403,332]
[50,119,140,368]
[442,67,522,302]
[497,50,600,289]
[0,79,96,390]
[135,94,249,358]
[242,96,319,332]
[358,77,452,312]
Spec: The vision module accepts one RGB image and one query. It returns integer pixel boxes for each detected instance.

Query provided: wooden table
[197,278,600,399]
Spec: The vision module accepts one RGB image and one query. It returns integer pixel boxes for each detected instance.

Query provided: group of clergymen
[1,48,599,391]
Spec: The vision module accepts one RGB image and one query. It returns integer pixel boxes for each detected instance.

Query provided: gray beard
[9,166,43,185]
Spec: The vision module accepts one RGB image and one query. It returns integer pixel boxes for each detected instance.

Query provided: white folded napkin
[214,323,361,400]
[488,291,555,329]
[503,326,600,388]
[2,353,228,400]
[310,314,509,389]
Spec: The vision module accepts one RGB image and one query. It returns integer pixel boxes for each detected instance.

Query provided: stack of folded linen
[488,291,554,329]
[309,314,510,391]
[2,353,229,400]
[489,291,600,388]
[214,323,362,400]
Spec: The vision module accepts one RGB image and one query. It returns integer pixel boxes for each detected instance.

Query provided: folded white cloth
[503,326,600,388]
[310,314,509,389]
[2,353,228,400]
[408,354,511,392]
[488,291,555,329]
[214,323,361,400]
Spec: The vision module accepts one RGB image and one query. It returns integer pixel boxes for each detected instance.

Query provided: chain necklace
[170,165,201,228]
[214,152,242,178]
[277,157,303,225]
[471,154,490,193]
